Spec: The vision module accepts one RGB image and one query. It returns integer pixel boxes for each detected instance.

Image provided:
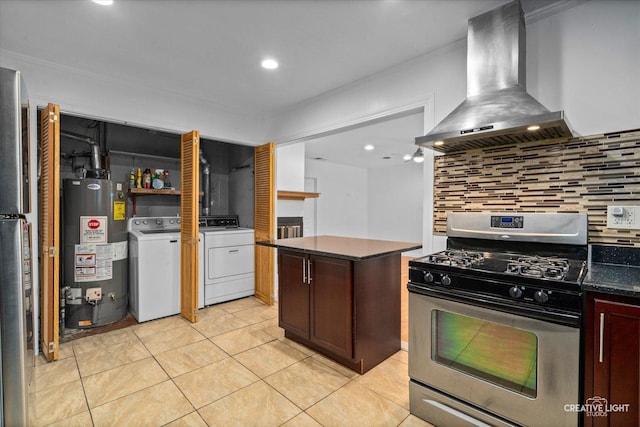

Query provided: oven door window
[432,310,538,398]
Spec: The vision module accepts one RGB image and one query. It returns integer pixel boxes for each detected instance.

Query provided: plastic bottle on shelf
[152,169,164,190]
[143,169,151,189]
[129,170,135,188]
[136,168,142,189]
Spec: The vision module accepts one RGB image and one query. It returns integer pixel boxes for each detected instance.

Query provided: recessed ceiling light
[434,141,444,146]
[403,154,412,161]
[92,0,113,5]
[527,125,541,131]
[364,144,375,151]
[261,59,279,70]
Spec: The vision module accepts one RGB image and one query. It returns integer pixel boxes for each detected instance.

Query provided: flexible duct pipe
[89,144,101,171]
[200,150,211,216]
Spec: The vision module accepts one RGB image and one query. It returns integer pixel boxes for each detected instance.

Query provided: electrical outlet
[626,209,634,224]
[607,205,639,230]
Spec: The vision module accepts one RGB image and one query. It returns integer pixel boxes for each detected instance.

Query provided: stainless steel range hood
[416,0,573,154]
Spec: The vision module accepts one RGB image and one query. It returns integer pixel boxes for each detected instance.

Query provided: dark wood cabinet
[278,248,400,373]
[585,292,640,427]
[278,251,353,360]
[309,255,353,359]
[278,251,309,337]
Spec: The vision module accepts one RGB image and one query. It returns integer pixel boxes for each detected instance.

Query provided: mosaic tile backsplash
[433,130,640,247]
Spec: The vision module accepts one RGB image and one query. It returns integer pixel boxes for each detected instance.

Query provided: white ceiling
[305,111,426,169]
[0,0,565,168]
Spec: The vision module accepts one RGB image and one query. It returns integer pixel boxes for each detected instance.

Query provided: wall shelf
[128,188,181,196]
[277,190,320,201]
[127,188,203,215]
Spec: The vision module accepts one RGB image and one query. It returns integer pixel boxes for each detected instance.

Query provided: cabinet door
[180,130,200,322]
[40,104,60,361]
[592,298,640,427]
[310,255,353,359]
[278,251,309,337]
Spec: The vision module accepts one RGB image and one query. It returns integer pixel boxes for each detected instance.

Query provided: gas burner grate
[517,256,570,270]
[428,250,484,267]
[506,256,570,279]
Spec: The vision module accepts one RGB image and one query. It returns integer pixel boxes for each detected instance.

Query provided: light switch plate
[607,205,640,230]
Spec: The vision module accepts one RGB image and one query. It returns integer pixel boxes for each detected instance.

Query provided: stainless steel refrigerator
[0,67,34,427]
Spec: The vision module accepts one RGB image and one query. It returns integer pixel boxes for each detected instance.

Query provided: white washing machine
[128,217,204,322]
[199,216,255,306]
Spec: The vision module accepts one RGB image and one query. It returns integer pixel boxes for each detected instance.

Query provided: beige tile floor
[29,296,433,427]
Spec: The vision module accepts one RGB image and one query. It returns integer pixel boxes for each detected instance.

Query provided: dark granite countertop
[583,245,640,298]
[257,235,422,261]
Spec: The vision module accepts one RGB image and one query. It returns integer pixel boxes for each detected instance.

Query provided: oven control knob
[441,275,452,286]
[534,290,549,303]
[423,272,434,283]
[509,286,523,299]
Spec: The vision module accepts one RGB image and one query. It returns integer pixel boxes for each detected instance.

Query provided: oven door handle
[408,283,581,327]
[599,312,605,363]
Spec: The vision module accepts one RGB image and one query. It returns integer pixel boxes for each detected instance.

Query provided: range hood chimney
[416,0,573,153]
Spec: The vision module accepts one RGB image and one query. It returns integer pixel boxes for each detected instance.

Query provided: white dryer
[199,216,255,306]
[128,217,204,322]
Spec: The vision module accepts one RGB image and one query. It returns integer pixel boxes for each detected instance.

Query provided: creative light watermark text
[564,397,630,417]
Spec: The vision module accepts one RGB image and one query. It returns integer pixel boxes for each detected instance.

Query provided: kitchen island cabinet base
[279,250,402,375]
[284,330,365,374]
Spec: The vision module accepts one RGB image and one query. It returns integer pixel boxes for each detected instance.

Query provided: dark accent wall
[434,130,640,246]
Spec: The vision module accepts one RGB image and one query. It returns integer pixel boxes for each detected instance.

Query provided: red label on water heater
[80,216,108,244]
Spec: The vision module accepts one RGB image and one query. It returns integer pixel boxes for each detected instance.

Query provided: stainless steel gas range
[408,213,588,427]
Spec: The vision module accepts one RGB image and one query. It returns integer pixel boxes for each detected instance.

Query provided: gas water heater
[62,177,128,328]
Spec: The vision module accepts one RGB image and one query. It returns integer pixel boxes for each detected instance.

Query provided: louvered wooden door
[254,142,276,305]
[180,130,200,322]
[39,104,60,361]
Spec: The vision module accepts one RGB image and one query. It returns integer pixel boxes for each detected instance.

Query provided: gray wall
[58,113,254,221]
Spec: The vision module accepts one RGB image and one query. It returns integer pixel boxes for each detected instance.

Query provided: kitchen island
[258,235,421,374]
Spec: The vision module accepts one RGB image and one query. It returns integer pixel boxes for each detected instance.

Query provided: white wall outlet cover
[607,205,640,230]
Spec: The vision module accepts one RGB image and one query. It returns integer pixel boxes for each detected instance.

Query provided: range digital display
[490,215,524,228]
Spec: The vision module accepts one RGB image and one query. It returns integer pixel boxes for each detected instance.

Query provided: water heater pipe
[200,149,211,216]
[61,131,102,171]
